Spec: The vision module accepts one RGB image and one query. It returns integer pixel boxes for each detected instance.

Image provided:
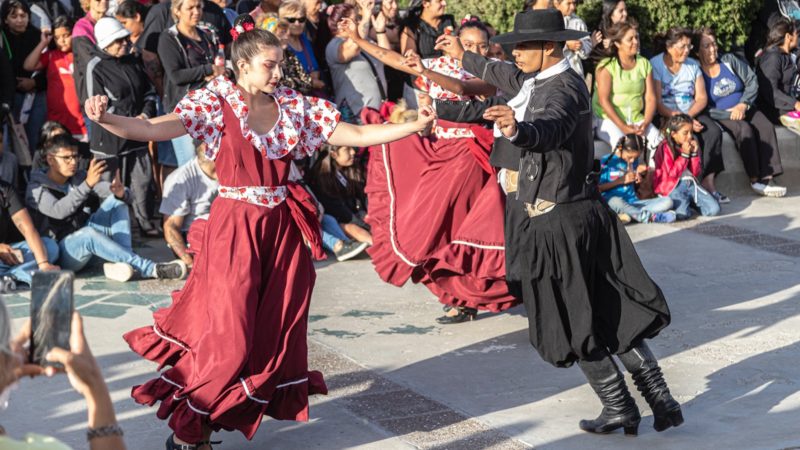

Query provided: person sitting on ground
[0,304,127,450]
[593,19,661,156]
[159,142,218,268]
[694,27,787,197]
[600,134,675,224]
[26,134,188,282]
[553,0,592,77]
[0,175,60,286]
[34,121,93,172]
[653,114,720,220]
[88,17,160,238]
[309,144,372,245]
[755,16,800,134]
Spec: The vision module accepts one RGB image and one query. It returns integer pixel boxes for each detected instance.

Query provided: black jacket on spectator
[26,169,131,240]
[158,25,217,112]
[86,52,157,156]
[0,47,14,108]
[756,46,800,123]
[2,25,47,92]
[73,35,104,108]
[140,0,230,55]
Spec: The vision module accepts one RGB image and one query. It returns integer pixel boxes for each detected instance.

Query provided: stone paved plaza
[5,193,800,449]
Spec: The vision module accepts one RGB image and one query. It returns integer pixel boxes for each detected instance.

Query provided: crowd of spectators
[0,0,799,446]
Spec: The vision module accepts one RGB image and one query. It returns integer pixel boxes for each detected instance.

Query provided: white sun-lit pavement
[5,191,800,449]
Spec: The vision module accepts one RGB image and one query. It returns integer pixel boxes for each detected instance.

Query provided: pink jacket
[653,141,702,196]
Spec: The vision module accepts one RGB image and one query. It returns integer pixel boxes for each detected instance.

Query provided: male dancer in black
[434,9,683,435]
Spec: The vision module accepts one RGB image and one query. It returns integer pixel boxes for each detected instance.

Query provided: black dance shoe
[436,307,478,324]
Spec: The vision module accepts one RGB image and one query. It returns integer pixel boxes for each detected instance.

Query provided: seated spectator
[553,0,592,77]
[279,1,326,93]
[158,0,225,174]
[0,175,59,286]
[651,27,727,203]
[653,114,720,220]
[0,306,127,450]
[88,17,160,238]
[114,1,147,51]
[26,135,188,281]
[2,0,48,153]
[263,15,315,94]
[593,20,661,156]
[695,27,787,197]
[0,126,20,189]
[159,143,218,268]
[755,16,800,134]
[309,145,372,245]
[599,134,675,224]
[326,3,388,122]
[33,121,92,172]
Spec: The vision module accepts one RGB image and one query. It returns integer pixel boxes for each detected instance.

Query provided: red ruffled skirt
[124,197,327,443]
[362,109,518,312]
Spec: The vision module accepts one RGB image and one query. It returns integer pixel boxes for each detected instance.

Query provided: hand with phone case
[30,271,74,368]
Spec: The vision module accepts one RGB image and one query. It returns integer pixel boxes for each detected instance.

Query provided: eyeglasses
[673,43,693,52]
[53,154,79,162]
[285,17,306,23]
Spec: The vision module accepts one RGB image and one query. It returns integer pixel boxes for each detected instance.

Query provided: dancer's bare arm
[327,106,437,147]
[85,95,186,142]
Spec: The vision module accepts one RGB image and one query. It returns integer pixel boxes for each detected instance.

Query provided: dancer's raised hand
[484,105,517,139]
[85,95,110,124]
[414,105,437,132]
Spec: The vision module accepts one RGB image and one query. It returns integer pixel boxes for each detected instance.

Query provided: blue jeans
[668,179,720,220]
[58,196,157,277]
[0,238,60,285]
[606,196,673,223]
[321,214,348,252]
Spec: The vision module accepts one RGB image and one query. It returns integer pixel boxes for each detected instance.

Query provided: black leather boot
[577,355,641,436]
[619,342,684,432]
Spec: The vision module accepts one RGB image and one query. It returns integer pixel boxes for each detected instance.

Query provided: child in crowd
[23,16,87,142]
[309,144,371,245]
[654,114,720,220]
[600,134,675,223]
[553,0,592,77]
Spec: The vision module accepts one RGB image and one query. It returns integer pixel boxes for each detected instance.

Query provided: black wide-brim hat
[491,9,589,45]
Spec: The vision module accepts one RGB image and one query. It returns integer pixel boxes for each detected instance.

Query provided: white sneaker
[104,262,135,282]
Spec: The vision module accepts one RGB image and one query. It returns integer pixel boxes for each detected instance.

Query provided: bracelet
[36,260,48,266]
[375,31,386,34]
[87,424,124,441]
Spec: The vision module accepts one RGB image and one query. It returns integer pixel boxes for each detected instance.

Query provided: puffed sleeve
[173,88,224,160]
[296,95,341,157]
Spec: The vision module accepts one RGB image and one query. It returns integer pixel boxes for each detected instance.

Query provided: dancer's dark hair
[230,14,281,76]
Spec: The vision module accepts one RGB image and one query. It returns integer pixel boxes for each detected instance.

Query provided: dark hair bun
[233,13,256,29]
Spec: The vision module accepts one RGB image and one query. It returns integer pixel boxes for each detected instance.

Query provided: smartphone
[94,153,119,176]
[29,271,75,367]
[372,0,382,17]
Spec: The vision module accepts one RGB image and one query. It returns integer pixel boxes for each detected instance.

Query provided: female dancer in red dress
[84,16,436,449]
[339,18,519,323]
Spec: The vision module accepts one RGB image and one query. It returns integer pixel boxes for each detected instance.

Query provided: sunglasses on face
[285,17,306,23]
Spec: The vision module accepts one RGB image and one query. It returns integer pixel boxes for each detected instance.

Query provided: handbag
[0,103,32,167]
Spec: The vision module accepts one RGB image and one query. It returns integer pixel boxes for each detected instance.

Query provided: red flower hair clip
[461,14,481,26]
[230,21,255,41]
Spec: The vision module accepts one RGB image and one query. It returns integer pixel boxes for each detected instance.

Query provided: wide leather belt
[500,169,556,217]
